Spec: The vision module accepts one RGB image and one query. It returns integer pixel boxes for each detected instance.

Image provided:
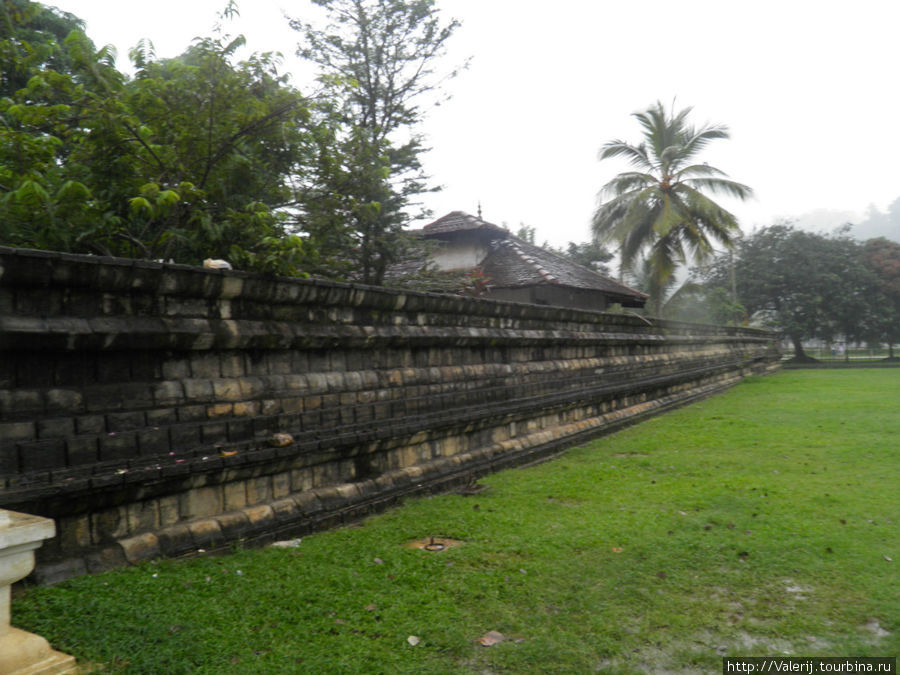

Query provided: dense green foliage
[860,238,900,357]
[14,370,899,672]
[1,0,460,280]
[0,1,313,272]
[592,101,752,316]
[699,224,893,359]
[290,0,462,284]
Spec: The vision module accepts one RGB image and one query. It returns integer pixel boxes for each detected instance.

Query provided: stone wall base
[31,367,767,585]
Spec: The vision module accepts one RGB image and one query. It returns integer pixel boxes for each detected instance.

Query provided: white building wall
[431,240,491,270]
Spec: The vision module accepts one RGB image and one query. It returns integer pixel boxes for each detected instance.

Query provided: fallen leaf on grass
[365,604,378,611]
[373,557,384,565]
[477,631,506,646]
[611,547,624,553]
[885,556,893,562]
[407,636,420,646]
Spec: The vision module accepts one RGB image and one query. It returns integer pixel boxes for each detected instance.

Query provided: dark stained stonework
[0,246,780,582]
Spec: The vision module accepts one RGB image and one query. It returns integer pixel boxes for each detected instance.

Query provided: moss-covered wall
[0,247,780,582]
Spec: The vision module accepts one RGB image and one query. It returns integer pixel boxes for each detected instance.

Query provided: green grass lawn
[13,370,899,673]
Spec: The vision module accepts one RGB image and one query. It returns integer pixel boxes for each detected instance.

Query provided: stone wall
[0,246,780,582]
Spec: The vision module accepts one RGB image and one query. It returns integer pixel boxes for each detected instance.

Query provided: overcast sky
[48,0,900,247]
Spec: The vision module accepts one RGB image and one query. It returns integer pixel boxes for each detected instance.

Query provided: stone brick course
[0,246,780,582]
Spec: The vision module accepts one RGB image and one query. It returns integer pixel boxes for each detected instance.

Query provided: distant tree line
[696,226,900,360]
[0,0,461,282]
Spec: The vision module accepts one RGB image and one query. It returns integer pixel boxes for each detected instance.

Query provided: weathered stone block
[20,439,66,472]
[158,495,180,527]
[91,506,129,544]
[183,379,214,401]
[232,401,260,417]
[65,437,98,466]
[1,389,43,416]
[54,514,92,552]
[179,486,221,520]
[227,419,252,442]
[272,472,291,499]
[169,424,202,450]
[153,381,185,406]
[246,476,273,505]
[98,432,138,462]
[161,358,191,380]
[119,532,160,564]
[177,405,208,422]
[190,353,221,379]
[126,500,159,533]
[291,468,314,492]
[44,389,84,415]
[261,399,280,415]
[106,411,146,432]
[207,403,234,418]
[0,421,35,443]
[157,524,194,556]
[137,428,168,455]
[271,497,297,519]
[222,482,247,511]
[242,504,274,527]
[188,518,223,548]
[213,379,242,401]
[201,422,228,444]
[216,510,250,538]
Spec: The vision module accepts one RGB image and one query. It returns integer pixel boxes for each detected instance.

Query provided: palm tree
[592,101,752,317]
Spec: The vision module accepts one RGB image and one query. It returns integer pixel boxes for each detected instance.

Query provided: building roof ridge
[502,239,558,284]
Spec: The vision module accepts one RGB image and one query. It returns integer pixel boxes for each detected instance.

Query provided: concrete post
[0,510,77,674]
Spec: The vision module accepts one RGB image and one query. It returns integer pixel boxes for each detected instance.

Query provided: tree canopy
[698,224,892,360]
[592,101,752,316]
[0,1,314,272]
[1,0,463,283]
[860,237,900,358]
[290,0,463,284]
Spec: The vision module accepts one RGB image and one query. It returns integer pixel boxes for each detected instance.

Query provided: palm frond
[599,141,652,170]
[684,176,753,200]
[598,171,656,200]
[674,163,728,180]
[679,125,730,159]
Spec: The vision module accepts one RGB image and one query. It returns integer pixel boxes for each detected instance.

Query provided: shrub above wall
[0,246,780,583]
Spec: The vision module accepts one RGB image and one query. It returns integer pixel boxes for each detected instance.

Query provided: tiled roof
[412,211,647,304]
[422,211,509,237]
[481,238,647,301]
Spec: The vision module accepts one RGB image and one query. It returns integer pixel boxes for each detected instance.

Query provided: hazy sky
[48,0,900,246]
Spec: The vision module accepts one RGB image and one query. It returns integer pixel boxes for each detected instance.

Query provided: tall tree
[861,237,900,358]
[1,1,313,273]
[592,101,752,316]
[291,0,462,284]
[700,224,882,361]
